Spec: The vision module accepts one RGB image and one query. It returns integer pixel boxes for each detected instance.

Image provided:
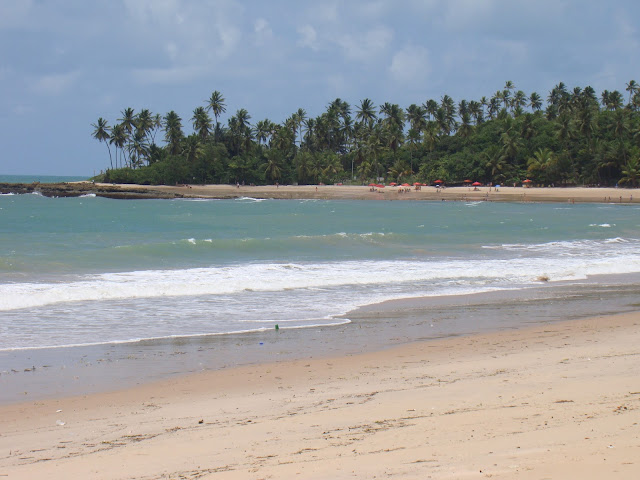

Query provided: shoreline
[1,181,639,203]
[2,310,639,479]
[3,273,640,406]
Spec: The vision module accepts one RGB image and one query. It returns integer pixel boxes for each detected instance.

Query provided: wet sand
[3,276,640,406]
[1,311,639,479]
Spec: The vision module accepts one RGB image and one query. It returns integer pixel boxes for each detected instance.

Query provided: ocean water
[0,174,89,184]
[2,194,640,352]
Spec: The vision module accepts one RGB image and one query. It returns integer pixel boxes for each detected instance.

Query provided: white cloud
[216,23,241,58]
[336,26,393,62]
[122,0,243,63]
[297,24,319,51]
[254,18,273,46]
[389,45,430,85]
[29,70,81,96]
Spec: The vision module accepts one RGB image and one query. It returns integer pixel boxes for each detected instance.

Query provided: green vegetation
[91,82,640,187]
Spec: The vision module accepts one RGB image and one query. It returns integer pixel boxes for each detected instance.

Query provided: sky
[1,0,639,176]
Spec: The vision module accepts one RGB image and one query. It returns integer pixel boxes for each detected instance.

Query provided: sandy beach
[93,183,640,203]
[3,181,640,203]
[1,311,639,479]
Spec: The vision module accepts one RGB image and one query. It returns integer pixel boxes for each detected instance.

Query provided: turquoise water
[2,194,640,350]
[0,174,89,184]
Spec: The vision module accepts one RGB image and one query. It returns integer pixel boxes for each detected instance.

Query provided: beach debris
[56,409,62,413]
[55,420,65,426]
[198,419,204,424]
[275,324,279,331]
[536,275,550,282]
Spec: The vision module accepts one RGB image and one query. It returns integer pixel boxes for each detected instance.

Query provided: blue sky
[1,0,639,175]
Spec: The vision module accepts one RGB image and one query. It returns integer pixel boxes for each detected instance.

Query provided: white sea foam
[79,193,96,198]
[235,196,268,202]
[3,238,640,312]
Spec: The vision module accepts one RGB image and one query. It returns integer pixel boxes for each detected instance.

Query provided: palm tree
[406,104,426,132]
[206,90,226,141]
[500,130,523,166]
[529,92,542,112]
[192,106,212,140]
[469,100,483,125]
[527,148,557,183]
[457,112,473,138]
[485,151,507,182]
[422,122,439,152]
[440,95,456,133]
[163,110,184,155]
[109,123,127,169]
[118,108,136,136]
[127,129,150,167]
[91,117,113,168]
[387,159,411,183]
[181,134,200,162]
[488,95,501,119]
[264,149,282,182]
[356,98,377,128]
[150,114,163,144]
[620,156,640,187]
[365,125,384,181]
[254,119,273,146]
[609,90,624,110]
[423,99,438,120]
[293,108,307,147]
[135,109,154,145]
[513,90,528,114]
[625,80,638,106]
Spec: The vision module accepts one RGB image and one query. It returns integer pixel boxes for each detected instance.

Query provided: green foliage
[92,80,640,187]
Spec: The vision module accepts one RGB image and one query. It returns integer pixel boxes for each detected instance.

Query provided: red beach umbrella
[434,179,443,184]
[472,181,482,186]
[389,182,397,186]
[523,179,532,184]
[463,179,472,183]
[401,183,410,187]
[413,182,422,186]
[376,184,385,188]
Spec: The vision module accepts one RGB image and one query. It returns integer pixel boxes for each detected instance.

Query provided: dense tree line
[91,81,640,187]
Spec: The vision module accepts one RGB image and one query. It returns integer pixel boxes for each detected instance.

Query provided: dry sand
[92,182,639,203]
[1,312,639,479]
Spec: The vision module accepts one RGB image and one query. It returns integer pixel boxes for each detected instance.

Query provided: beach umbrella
[368,183,376,186]
[463,179,472,183]
[376,184,385,188]
[472,181,482,186]
[413,182,422,186]
[401,183,410,187]
[523,179,532,184]
[434,179,443,184]
[389,182,397,186]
